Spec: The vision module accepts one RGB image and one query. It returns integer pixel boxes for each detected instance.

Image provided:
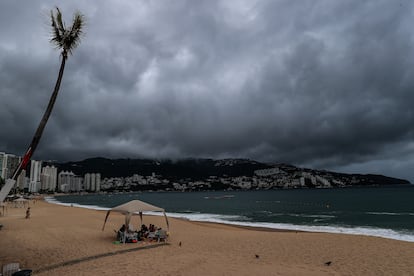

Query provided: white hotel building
[41,165,58,192]
[29,160,42,193]
[84,173,101,192]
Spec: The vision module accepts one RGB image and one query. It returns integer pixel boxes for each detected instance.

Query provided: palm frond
[49,7,85,57]
[66,11,85,55]
[55,7,66,34]
[50,10,63,49]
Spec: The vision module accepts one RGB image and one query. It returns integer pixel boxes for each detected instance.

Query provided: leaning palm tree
[11,7,85,181]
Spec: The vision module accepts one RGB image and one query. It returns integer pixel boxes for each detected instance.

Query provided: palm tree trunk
[11,53,67,181]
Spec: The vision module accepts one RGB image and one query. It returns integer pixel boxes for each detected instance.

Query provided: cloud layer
[1,0,414,182]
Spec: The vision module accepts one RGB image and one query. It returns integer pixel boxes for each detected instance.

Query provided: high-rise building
[1,153,21,180]
[41,166,58,192]
[84,173,91,191]
[29,160,42,193]
[83,173,101,192]
[58,171,83,192]
[95,173,101,192]
[70,176,83,192]
[58,170,74,191]
[91,174,96,191]
[1,152,25,192]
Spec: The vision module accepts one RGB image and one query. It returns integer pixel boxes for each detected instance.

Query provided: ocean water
[46,185,414,242]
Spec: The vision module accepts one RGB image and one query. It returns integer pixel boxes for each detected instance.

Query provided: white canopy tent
[101,199,169,232]
[12,197,29,208]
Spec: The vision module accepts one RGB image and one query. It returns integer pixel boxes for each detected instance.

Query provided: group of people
[139,223,157,237]
[116,223,166,243]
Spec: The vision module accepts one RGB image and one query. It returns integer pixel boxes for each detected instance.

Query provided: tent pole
[163,211,170,231]
[102,211,111,231]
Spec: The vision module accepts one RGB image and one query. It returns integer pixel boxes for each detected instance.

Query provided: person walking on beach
[25,207,31,219]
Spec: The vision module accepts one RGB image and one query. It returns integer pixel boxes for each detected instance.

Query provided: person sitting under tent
[116,224,139,243]
[137,224,149,239]
[117,224,126,241]
[141,224,148,233]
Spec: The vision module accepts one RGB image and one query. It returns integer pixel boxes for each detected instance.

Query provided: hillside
[49,157,411,186]
[50,157,269,179]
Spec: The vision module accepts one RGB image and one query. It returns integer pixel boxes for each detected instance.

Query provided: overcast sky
[1,0,414,182]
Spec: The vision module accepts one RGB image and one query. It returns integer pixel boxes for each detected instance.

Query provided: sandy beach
[0,200,413,276]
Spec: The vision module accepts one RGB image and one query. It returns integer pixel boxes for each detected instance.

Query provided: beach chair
[2,263,20,276]
[156,229,168,242]
[147,231,156,241]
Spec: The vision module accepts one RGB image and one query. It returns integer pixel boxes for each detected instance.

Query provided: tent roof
[110,199,164,214]
[13,198,29,202]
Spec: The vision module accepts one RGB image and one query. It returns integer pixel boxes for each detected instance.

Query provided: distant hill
[49,157,411,186]
[50,157,270,179]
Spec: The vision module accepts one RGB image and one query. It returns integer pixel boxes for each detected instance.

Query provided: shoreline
[45,196,300,234]
[1,200,413,275]
[44,195,414,243]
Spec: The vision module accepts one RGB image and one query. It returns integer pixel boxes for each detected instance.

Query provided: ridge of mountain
[50,157,411,186]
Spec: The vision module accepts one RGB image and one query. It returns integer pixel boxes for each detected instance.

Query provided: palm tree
[11,7,85,181]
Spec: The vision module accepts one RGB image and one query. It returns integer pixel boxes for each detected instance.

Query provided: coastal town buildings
[254,168,283,176]
[1,150,397,195]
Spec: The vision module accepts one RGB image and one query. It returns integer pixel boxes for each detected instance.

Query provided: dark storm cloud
[1,0,414,182]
